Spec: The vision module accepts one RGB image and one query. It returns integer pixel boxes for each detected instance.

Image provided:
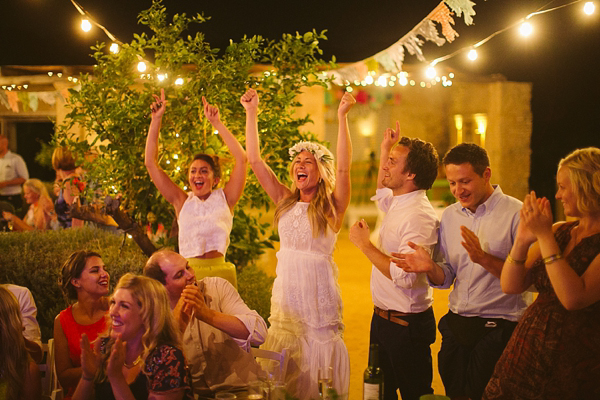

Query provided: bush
[0,226,273,340]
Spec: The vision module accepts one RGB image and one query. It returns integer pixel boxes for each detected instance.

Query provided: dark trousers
[438,312,517,400]
[370,307,436,400]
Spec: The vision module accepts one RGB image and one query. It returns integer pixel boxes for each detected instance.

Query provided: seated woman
[72,274,193,400]
[2,178,57,231]
[145,89,247,287]
[484,147,600,399]
[0,285,41,400]
[54,251,110,399]
[52,146,85,228]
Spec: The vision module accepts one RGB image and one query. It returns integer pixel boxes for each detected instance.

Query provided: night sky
[2,0,600,201]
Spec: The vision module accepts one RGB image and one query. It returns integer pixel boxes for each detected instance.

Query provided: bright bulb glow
[137,61,147,72]
[399,74,408,86]
[377,76,388,87]
[81,19,92,32]
[365,75,374,85]
[110,43,119,54]
[346,86,354,93]
[157,74,166,82]
[425,66,436,79]
[467,49,478,61]
[584,2,595,15]
[175,77,184,85]
[519,21,533,37]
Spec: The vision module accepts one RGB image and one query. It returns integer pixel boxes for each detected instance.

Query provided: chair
[39,339,63,400]
[251,347,290,383]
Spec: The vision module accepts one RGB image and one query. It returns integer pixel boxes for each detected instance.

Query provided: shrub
[0,226,273,340]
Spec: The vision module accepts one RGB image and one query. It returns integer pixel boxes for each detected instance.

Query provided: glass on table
[318,366,333,399]
[248,380,266,399]
[215,392,237,399]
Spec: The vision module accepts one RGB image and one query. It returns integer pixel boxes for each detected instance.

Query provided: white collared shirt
[0,150,29,196]
[370,188,439,313]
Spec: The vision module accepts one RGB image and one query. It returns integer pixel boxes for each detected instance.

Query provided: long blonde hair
[0,285,29,399]
[98,274,182,381]
[274,142,337,237]
[558,147,600,214]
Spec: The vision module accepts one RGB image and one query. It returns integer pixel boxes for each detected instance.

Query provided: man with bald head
[144,249,267,397]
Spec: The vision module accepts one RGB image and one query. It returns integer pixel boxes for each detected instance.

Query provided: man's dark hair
[398,137,439,190]
[442,142,490,176]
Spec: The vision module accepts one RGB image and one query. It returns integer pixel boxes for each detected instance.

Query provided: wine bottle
[363,343,383,400]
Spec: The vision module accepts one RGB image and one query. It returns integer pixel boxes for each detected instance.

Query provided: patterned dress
[261,202,350,399]
[484,222,600,399]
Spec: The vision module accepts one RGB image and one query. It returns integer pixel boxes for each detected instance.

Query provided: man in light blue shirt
[393,143,531,400]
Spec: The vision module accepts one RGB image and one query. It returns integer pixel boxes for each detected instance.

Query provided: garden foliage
[54,0,333,268]
[0,227,273,340]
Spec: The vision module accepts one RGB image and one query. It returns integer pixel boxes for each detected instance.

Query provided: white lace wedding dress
[262,202,349,399]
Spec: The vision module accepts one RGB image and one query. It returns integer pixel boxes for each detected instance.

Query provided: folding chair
[251,347,290,383]
[39,339,63,400]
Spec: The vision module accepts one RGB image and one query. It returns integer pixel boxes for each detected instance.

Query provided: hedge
[0,227,273,340]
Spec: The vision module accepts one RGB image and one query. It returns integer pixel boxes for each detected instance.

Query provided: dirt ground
[262,228,449,399]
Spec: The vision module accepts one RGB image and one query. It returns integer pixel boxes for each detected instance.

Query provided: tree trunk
[70,197,157,257]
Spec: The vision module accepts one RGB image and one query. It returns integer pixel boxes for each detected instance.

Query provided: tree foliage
[55,0,332,267]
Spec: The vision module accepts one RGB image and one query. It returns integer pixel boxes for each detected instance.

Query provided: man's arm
[349,219,393,279]
[182,279,267,348]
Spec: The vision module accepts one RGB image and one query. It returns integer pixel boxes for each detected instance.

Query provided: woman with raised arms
[242,88,355,399]
[145,89,247,286]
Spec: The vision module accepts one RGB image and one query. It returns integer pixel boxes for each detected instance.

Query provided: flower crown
[288,141,333,162]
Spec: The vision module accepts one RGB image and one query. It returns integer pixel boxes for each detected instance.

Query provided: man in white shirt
[0,134,29,213]
[349,123,440,400]
[144,249,268,397]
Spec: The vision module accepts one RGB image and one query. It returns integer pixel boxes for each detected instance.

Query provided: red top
[59,305,107,366]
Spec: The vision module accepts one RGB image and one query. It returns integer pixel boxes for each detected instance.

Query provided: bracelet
[542,253,563,265]
[507,253,526,265]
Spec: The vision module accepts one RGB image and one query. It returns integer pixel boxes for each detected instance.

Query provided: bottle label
[363,382,380,400]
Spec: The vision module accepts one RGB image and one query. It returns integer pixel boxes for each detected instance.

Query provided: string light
[81,19,92,32]
[174,77,184,85]
[584,1,596,14]
[137,61,147,72]
[467,48,478,61]
[109,43,119,54]
[425,66,437,79]
[519,21,534,37]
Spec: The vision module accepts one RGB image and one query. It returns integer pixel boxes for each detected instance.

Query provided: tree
[55,0,332,267]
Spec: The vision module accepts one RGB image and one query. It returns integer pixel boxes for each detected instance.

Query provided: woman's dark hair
[191,154,221,179]
[58,250,102,302]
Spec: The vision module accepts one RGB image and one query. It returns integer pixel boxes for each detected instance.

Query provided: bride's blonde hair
[274,142,337,237]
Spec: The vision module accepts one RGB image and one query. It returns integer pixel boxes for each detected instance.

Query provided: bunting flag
[6,91,19,112]
[0,92,9,110]
[17,92,31,112]
[428,2,459,43]
[37,92,57,106]
[328,0,477,85]
[28,93,39,112]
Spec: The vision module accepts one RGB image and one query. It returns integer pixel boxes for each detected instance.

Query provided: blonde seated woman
[2,178,57,231]
[72,274,193,400]
[0,285,42,400]
[145,89,247,287]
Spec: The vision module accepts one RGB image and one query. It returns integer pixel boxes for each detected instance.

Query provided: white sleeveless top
[178,189,233,258]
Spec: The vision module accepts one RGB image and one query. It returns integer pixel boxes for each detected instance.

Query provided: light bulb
[81,19,92,32]
[425,66,436,79]
[137,61,147,72]
[519,21,533,37]
[365,75,374,85]
[467,49,478,61]
[110,43,119,54]
[175,77,184,85]
[584,2,595,15]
